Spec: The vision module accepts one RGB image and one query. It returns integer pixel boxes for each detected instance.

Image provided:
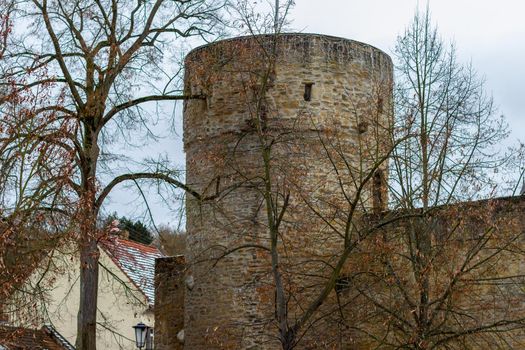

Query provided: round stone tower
[183,34,392,349]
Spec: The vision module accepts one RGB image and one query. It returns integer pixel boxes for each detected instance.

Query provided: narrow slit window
[357,121,369,134]
[373,169,385,213]
[303,83,314,101]
[377,96,384,113]
[335,275,352,294]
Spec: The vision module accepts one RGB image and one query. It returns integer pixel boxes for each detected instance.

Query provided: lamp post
[133,322,152,350]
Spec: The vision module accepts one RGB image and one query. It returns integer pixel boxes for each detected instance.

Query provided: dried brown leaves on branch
[0,3,71,318]
[1,0,227,348]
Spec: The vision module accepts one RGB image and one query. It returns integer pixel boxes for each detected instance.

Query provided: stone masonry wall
[154,256,185,350]
[183,33,393,349]
[336,196,525,349]
[154,196,525,349]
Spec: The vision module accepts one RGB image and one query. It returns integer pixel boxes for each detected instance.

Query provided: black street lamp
[133,322,150,349]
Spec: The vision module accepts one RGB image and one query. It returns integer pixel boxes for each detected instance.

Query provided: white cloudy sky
[292,0,525,138]
[106,0,525,227]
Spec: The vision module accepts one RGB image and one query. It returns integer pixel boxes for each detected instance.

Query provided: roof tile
[101,237,164,305]
[0,325,73,350]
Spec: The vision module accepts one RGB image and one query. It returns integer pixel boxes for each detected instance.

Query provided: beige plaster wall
[9,246,154,350]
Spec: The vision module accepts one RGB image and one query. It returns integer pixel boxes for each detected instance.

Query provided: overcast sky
[293,0,525,138]
[106,0,525,227]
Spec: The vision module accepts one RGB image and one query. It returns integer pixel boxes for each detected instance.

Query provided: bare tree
[346,9,525,349]
[391,9,508,207]
[1,1,227,348]
[153,225,186,256]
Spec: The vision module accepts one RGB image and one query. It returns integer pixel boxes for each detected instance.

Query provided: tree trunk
[281,329,296,350]
[76,124,100,350]
[76,231,100,350]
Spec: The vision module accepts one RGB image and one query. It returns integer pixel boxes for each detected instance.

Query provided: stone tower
[183,33,392,349]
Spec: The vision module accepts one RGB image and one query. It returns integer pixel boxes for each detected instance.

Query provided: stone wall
[154,195,525,349]
[336,196,525,349]
[154,256,185,350]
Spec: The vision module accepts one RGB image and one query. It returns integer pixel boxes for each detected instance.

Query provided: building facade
[7,237,162,350]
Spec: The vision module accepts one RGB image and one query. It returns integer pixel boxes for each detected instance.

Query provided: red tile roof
[100,237,164,305]
[0,325,74,350]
